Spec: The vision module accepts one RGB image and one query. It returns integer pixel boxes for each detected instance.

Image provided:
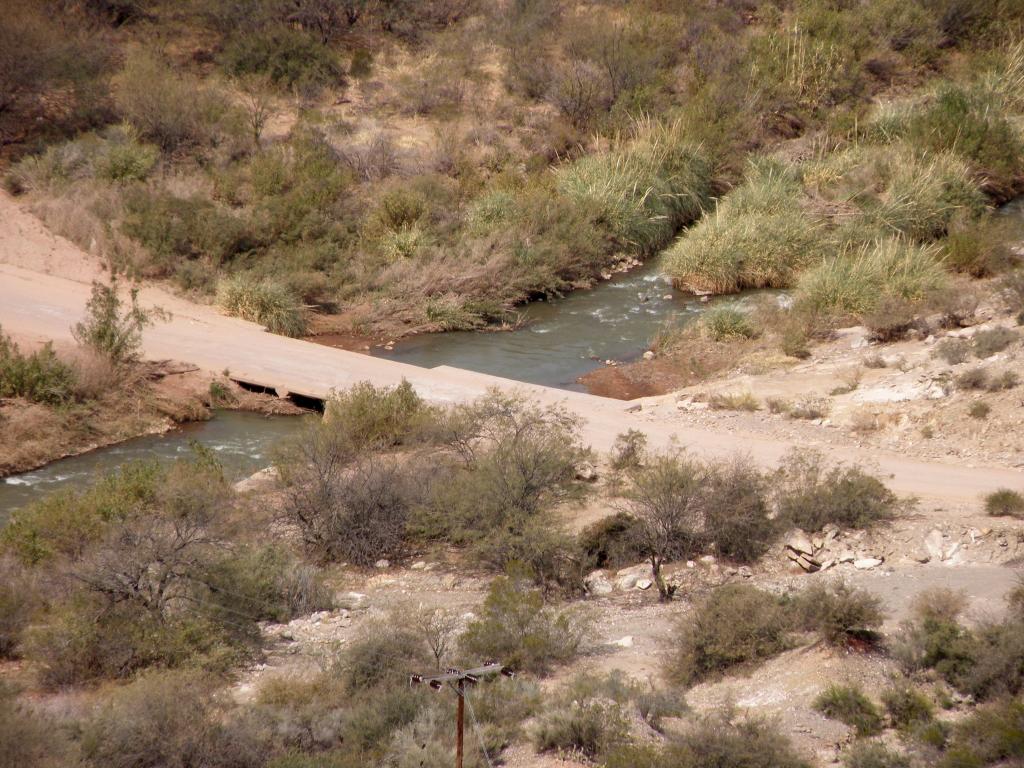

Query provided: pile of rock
[783,526,886,573]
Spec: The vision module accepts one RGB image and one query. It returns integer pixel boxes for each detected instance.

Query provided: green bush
[892,588,977,686]
[461,573,589,675]
[342,618,431,693]
[577,513,645,571]
[793,581,885,646]
[882,85,1024,179]
[0,329,78,405]
[322,379,435,450]
[843,742,910,768]
[939,698,1024,768]
[72,279,158,365]
[957,618,1024,701]
[0,558,34,658]
[943,216,1018,278]
[702,457,775,564]
[2,458,163,565]
[774,449,905,532]
[814,684,884,736]
[534,699,629,760]
[703,306,759,341]
[668,584,792,685]
[220,25,343,92]
[610,429,647,471]
[984,489,1024,518]
[122,189,257,275]
[881,685,934,729]
[217,274,307,336]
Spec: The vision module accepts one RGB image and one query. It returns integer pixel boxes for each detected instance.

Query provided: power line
[411,662,513,768]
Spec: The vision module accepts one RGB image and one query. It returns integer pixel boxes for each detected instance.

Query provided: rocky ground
[231,461,1024,767]
[625,311,1024,472]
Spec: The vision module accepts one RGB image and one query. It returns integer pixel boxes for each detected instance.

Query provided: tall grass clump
[804,144,986,243]
[217,274,307,336]
[555,119,712,256]
[665,159,828,294]
[795,237,947,321]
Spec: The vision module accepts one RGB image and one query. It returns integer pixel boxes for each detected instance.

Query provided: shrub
[577,513,645,571]
[702,456,774,564]
[956,367,989,390]
[943,217,1018,278]
[881,685,933,729]
[843,742,910,768]
[788,397,829,420]
[342,617,431,693]
[78,670,261,768]
[986,371,1019,391]
[279,447,426,567]
[814,684,884,737]
[323,380,435,450]
[668,584,792,685]
[892,589,976,685]
[73,279,158,365]
[973,327,1018,358]
[985,489,1024,518]
[0,682,64,768]
[957,618,1024,701]
[703,306,758,341]
[217,274,307,336]
[0,559,34,659]
[220,25,343,92]
[774,449,905,532]
[708,391,760,411]
[939,699,1024,768]
[122,189,257,275]
[610,429,647,470]
[655,712,812,768]
[794,581,885,647]
[115,50,223,150]
[934,337,971,365]
[968,401,991,419]
[0,329,78,405]
[624,453,705,600]
[461,573,589,675]
[534,698,629,760]
[423,392,584,556]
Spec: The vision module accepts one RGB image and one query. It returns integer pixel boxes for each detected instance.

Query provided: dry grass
[707,390,760,411]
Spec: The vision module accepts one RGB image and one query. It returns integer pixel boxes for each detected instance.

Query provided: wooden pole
[455,678,465,768]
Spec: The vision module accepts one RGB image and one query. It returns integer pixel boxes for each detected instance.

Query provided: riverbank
[0,351,305,478]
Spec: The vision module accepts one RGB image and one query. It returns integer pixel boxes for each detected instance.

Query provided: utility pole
[411,662,513,768]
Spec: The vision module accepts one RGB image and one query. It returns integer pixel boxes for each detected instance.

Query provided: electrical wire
[463,685,497,768]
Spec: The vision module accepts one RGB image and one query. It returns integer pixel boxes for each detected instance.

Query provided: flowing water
[371,262,767,390]
[0,411,309,523]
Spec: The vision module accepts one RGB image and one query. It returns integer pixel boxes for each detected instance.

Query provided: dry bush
[707,391,760,411]
[774,449,905,531]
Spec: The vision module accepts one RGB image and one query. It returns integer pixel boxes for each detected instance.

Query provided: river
[0,411,309,523]
[370,261,761,390]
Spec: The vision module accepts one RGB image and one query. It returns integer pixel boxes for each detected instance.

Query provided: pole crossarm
[410,662,512,689]
[410,661,512,768]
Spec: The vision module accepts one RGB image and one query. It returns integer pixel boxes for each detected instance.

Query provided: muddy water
[370,262,765,391]
[0,411,308,523]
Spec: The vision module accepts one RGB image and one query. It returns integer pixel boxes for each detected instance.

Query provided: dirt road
[1,192,1020,506]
